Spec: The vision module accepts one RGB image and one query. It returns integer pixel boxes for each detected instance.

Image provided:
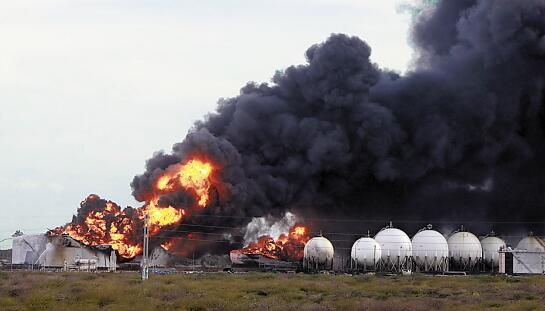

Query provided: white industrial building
[11,234,48,266]
[499,234,545,275]
[12,234,116,271]
[499,249,545,274]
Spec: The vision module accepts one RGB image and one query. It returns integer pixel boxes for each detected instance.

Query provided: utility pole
[142,211,150,280]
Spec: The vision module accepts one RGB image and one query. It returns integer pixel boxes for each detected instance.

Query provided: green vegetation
[0,271,544,311]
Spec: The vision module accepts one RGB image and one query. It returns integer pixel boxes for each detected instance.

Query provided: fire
[155,159,213,207]
[52,196,143,258]
[144,200,185,234]
[293,226,306,236]
[51,156,215,259]
[232,224,310,262]
[161,240,175,251]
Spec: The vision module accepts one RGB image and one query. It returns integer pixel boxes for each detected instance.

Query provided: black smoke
[131,0,545,254]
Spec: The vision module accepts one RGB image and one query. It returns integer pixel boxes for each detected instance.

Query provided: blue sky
[0,0,413,249]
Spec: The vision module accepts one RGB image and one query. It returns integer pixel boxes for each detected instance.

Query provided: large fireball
[50,157,215,259]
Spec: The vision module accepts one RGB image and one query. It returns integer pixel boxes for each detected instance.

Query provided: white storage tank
[411,224,449,272]
[481,232,506,269]
[303,236,334,270]
[516,233,545,252]
[374,224,412,259]
[11,234,48,265]
[374,223,412,272]
[447,226,482,271]
[350,236,381,271]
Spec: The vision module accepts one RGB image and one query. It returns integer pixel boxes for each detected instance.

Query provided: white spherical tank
[374,228,412,259]
[304,236,334,269]
[351,237,381,268]
[481,236,506,267]
[411,228,449,265]
[516,235,545,252]
[447,231,482,262]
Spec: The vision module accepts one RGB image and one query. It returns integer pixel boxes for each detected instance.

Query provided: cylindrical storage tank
[447,230,482,271]
[303,236,334,270]
[351,237,381,271]
[374,225,412,272]
[11,234,48,265]
[481,235,506,269]
[516,234,545,252]
[411,225,449,272]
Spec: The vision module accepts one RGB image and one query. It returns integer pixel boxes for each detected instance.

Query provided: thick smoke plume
[131,0,545,255]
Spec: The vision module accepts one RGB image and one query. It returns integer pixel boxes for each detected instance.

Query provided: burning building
[49,158,220,262]
[230,224,309,267]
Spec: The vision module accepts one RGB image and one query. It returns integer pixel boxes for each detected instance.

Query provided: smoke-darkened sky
[0,1,412,249]
[129,0,545,258]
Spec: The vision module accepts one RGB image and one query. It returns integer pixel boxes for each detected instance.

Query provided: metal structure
[41,236,115,269]
[9,222,545,277]
[480,231,506,272]
[350,232,381,272]
[142,211,150,280]
[374,222,412,272]
[12,234,116,270]
[500,248,545,275]
[303,236,334,271]
[516,232,545,252]
[411,224,448,273]
[447,226,482,272]
[11,234,48,266]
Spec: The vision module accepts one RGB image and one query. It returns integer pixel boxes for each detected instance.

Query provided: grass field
[1,271,545,311]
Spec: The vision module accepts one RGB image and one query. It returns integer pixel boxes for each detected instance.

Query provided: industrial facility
[499,233,545,274]
[300,223,544,275]
[5,223,545,276]
[11,234,117,271]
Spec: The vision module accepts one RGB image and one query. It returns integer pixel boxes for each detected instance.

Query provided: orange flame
[155,159,213,207]
[144,200,185,234]
[161,239,175,251]
[55,197,143,258]
[51,157,215,259]
[232,224,310,262]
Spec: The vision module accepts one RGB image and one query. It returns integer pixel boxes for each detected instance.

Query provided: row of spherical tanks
[302,223,545,272]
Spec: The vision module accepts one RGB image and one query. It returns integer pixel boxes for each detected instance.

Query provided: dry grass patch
[0,271,544,310]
